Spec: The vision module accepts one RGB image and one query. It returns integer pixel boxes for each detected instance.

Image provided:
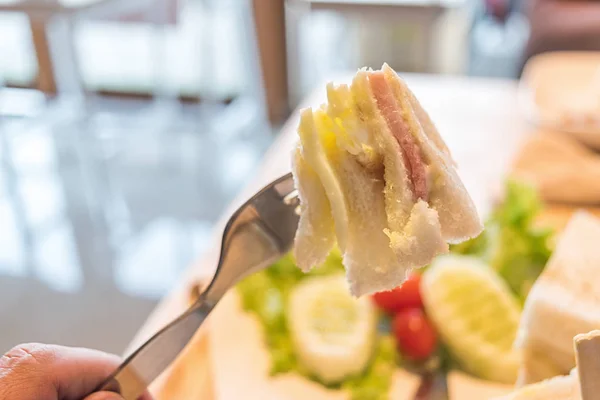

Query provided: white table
[124,73,529,399]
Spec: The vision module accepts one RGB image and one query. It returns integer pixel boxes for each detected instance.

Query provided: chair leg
[236,0,271,135]
[284,0,309,108]
[45,15,101,222]
[45,14,86,108]
[29,16,57,94]
[0,110,35,274]
[252,0,289,124]
[196,0,220,128]
[148,0,180,127]
[46,14,122,231]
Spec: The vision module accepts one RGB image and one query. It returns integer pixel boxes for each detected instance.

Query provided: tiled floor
[0,93,272,355]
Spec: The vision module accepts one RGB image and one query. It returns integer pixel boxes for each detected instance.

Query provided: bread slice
[381,65,481,242]
[493,370,580,400]
[293,64,482,296]
[514,212,600,385]
[292,145,335,269]
[512,131,600,205]
[574,330,600,399]
[495,327,600,400]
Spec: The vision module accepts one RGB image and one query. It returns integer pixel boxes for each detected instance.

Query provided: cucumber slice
[287,274,377,384]
[421,255,522,383]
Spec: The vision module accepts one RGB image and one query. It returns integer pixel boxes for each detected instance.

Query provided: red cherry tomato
[392,308,437,361]
[372,274,423,313]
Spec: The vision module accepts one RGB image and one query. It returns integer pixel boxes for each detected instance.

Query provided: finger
[84,390,154,400]
[0,343,120,400]
[83,392,124,400]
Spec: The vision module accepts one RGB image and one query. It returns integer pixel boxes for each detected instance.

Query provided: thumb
[83,391,124,400]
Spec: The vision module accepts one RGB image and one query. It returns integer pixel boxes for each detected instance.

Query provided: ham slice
[369,72,428,201]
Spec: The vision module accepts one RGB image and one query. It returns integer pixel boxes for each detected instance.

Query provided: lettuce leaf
[452,179,553,302]
[341,335,398,400]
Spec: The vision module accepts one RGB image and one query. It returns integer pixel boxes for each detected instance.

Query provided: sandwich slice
[514,212,600,385]
[292,64,482,296]
[493,329,600,400]
[493,369,580,400]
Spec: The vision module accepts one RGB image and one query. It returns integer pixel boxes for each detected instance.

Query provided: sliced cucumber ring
[287,274,377,384]
[421,255,522,383]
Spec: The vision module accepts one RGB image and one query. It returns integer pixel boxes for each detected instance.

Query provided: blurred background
[0,0,592,354]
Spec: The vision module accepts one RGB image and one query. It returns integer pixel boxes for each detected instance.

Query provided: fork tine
[283,189,299,205]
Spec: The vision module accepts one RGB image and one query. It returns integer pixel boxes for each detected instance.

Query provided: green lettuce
[452,179,553,302]
[341,335,398,400]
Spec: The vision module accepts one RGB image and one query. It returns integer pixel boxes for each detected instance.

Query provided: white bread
[293,65,482,296]
[514,212,600,385]
[495,327,600,400]
[493,370,580,400]
[574,330,600,399]
[512,131,600,205]
[381,65,481,242]
[292,146,335,269]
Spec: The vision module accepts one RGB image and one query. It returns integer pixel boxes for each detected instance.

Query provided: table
[126,73,528,398]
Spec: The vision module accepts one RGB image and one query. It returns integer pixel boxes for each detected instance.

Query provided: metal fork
[91,173,299,400]
[413,369,449,400]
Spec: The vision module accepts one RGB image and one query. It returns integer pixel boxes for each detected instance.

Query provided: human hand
[0,343,153,400]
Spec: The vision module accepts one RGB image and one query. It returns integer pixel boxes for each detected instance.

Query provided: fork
[90,173,299,400]
[413,368,449,400]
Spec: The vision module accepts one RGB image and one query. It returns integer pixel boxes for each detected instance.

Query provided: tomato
[372,274,423,313]
[392,308,437,361]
